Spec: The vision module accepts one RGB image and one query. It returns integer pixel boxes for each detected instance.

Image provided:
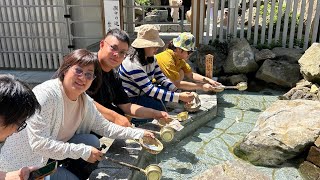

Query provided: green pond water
[141,89,304,180]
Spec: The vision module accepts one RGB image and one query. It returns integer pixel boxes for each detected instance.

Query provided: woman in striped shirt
[118,25,195,125]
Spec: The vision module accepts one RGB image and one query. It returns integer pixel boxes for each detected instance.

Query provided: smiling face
[62,64,95,100]
[98,35,129,72]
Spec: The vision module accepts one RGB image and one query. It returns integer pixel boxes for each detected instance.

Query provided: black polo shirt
[88,69,130,115]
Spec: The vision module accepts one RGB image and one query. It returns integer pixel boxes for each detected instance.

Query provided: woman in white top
[0,49,154,180]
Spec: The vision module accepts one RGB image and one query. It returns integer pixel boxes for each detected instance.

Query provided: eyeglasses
[73,66,96,80]
[104,41,127,58]
[16,121,27,132]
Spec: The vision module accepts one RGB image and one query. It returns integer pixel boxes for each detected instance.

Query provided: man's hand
[5,166,38,180]
[153,111,169,120]
[114,114,131,127]
[87,147,103,163]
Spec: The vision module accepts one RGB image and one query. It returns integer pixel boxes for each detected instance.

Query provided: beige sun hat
[131,24,165,48]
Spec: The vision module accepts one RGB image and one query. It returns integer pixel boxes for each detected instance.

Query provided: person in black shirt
[88,29,170,127]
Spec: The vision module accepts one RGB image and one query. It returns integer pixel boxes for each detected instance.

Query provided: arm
[172,80,204,90]
[88,100,145,139]
[120,63,179,103]
[118,103,169,120]
[153,63,178,92]
[94,101,131,127]
[185,72,221,87]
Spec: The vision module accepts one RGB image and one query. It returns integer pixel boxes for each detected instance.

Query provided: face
[62,64,95,100]
[144,47,159,57]
[176,48,192,60]
[98,35,129,72]
[0,116,25,142]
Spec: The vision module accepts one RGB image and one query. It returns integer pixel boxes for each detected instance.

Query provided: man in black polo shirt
[88,29,169,127]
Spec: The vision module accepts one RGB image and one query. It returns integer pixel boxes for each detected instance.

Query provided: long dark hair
[127,46,151,66]
[55,49,102,94]
[0,74,41,127]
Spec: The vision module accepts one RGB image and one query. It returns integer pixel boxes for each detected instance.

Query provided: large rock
[271,47,304,63]
[280,86,320,101]
[255,49,276,63]
[298,43,320,84]
[224,38,258,74]
[193,161,270,180]
[234,100,320,166]
[255,59,301,88]
[299,161,320,180]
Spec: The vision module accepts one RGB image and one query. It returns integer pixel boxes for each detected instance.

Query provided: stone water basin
[133,89,304,180]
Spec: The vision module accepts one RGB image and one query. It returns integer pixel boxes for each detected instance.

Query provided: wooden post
[191,0,201,47]
[119,0,124,30]
[205,54,214,78]
[100,0,106,37]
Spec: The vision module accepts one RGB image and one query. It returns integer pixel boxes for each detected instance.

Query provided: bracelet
[203,78,210,83]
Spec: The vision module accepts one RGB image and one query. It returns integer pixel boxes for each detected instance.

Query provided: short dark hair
[105,28,130,46]
[0,74,41,127]
[166,40,177,51]
[55,49,102,94]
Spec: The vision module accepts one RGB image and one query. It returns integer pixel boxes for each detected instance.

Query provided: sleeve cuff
[81,145,92,161]
[173,93,180,103]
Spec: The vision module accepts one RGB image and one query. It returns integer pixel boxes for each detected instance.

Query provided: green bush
[260,1,301,35]
[208,39,229,56]
[135,0,151,6]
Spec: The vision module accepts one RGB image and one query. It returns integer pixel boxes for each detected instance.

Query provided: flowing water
[141,89,304,180]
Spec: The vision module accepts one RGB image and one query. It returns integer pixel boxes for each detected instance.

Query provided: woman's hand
[143,130,155,139]
[114,114,132,127]
[203,77,222,87]
[209,79,222,87]
[5,166,38,180]
[179,92,195,103]
[87,147,103,163]
[202,83,214,92]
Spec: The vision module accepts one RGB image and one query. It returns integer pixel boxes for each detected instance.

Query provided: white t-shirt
[56,82,84,142]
